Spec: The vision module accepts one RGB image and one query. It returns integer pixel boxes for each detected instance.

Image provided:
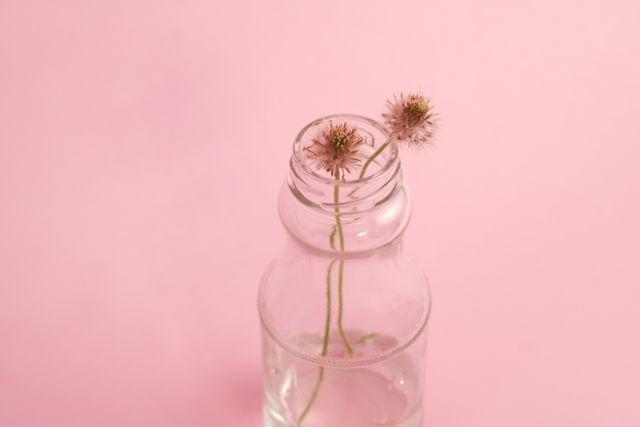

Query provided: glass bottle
[259,115,431,427]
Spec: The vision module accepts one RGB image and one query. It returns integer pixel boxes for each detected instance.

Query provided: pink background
[1,0,639,426]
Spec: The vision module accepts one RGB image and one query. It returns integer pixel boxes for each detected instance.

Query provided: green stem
[321,261,335,357]
[299,178,355,424]
[337,259,353,356]
[299,367,324,424]
[329,225,337,252]
[298,260,335,425]
[333,184,345,252]
[357,140,391,180]
[333,183,353,356]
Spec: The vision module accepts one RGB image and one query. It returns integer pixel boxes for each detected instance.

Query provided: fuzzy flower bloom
[303,122,366,179]
[382,93,435,146]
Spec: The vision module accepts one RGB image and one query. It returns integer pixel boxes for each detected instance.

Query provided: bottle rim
[291,114,398,186]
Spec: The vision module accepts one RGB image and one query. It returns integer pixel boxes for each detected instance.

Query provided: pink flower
[382,93,435,146]
[303,122,366,179]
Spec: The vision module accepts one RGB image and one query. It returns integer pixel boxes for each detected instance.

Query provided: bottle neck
[278,114,411,255]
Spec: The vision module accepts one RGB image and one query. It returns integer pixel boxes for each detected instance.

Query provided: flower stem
[333,184,345,252]
[321,260,335,357]
[299,367,324,424]
[298,259,335,425]
[329,225,337,252]
[337,258,353,356]
[357,140,391,180]
[298,180,354,425]
[333,183,354,356]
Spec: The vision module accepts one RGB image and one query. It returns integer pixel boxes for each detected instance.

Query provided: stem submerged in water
[337,258,353,356]
[298,176,356,425]
[333,183,353,356]
[298,259,335,425]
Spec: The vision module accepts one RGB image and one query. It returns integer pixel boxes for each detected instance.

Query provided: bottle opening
[289,115,402,217]
[282,115,411,255]
[292,114,398,185]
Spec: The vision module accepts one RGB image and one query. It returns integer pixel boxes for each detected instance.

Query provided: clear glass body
[259,115,431,427]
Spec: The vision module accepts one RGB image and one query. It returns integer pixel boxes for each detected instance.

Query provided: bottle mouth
[281,114,411,255]
[292,114,398,186]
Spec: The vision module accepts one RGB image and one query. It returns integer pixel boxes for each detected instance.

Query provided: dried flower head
[303,122,366,179]
[382,93,435,146]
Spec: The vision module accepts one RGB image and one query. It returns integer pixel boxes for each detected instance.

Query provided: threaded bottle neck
[280,115,411,255]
